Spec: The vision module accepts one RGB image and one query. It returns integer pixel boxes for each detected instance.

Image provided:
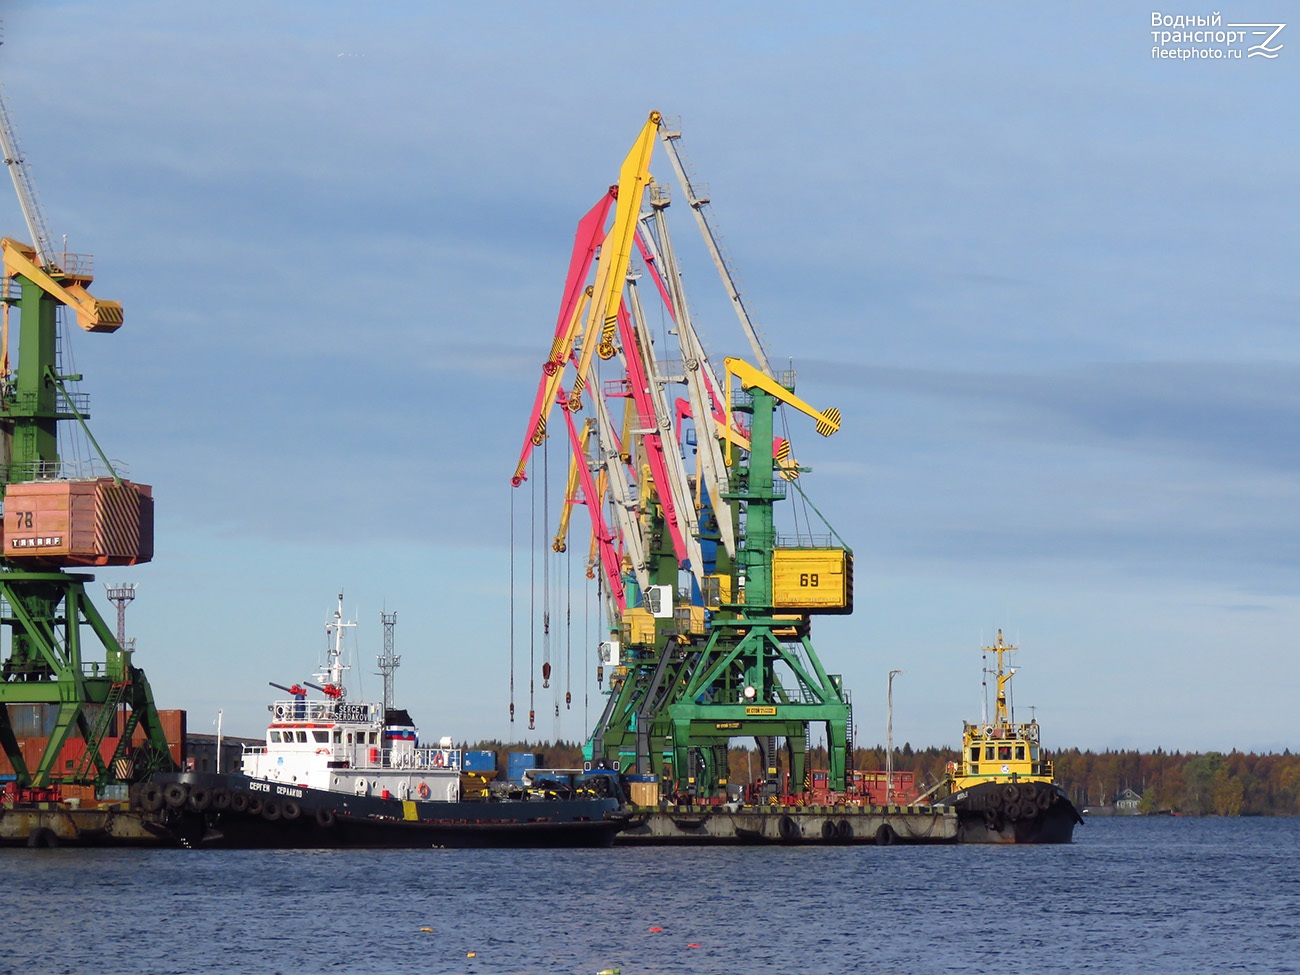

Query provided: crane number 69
[799,573,819,587]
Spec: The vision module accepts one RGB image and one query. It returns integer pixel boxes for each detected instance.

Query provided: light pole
[216,709,223,773]
[886,669,903,803]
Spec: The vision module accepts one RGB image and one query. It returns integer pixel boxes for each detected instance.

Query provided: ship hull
[139,772,627,849]
[933,780,1082,844]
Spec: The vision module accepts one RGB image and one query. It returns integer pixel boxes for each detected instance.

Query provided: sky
[0,2,1296,755]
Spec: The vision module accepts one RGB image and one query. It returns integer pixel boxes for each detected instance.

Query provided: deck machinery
[514,112,857,801]
[0,87,174,799]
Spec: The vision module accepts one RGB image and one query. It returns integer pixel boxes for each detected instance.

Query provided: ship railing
[964,721,1039,742]
[268,699,381,723]
[356,746,462,772]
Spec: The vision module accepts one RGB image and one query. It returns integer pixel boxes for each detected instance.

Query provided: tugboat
[927,630,1083,843]
[139,595,627,848]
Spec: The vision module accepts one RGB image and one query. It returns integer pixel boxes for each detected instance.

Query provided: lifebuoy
[432,751,445,768]
[417,782,431,800]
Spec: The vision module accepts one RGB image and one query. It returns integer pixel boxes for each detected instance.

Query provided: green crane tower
[0,83,175,799]
[587,357,855,800]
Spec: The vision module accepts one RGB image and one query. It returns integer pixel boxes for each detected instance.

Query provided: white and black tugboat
[926,630,1083,844]
[139,595,627,848]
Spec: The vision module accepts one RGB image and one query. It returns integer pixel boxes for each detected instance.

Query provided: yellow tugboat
[929,631,1083,843]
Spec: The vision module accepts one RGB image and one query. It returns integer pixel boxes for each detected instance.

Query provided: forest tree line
[477,739,1300,816]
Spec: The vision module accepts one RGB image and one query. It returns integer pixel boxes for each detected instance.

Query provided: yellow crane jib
[2,237,123,333]
[723,356,840,436]
[568,111,661,402]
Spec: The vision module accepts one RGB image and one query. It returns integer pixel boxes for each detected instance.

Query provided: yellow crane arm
[724,356,840,436]
[567,111,661,409]
[2,237,122,333]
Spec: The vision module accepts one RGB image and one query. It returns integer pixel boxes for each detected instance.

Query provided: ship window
[970,764,979,774]
[984,746,994,761]
[998,746,1011,761]
[1015,746,1025,760]
[296,731,308,743]
[269,731,282,743]
[313,730,329,744]
[346,733,354,745]
[969,747,979,762]
[333,729,342,743]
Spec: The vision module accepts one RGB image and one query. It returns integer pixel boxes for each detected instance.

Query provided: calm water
[2,817,1297,975]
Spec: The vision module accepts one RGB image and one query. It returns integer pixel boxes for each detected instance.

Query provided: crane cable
[508,486,516,724]
[542,436,551,692]
[529,468,536,730]
[565,542,572,711]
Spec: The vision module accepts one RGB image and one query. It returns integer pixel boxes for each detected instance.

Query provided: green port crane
[0,82,175,799]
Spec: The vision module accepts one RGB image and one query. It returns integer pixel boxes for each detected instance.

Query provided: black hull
[140,772,627,849]
[933,780,1083,844]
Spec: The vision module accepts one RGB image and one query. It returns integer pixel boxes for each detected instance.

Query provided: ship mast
[318,592,356,699]
[985,629,1017,729]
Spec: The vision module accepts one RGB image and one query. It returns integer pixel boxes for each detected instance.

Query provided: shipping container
[462,749,498,773]
[506,751,542,783]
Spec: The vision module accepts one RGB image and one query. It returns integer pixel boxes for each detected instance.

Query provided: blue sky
[1,2,1296,755]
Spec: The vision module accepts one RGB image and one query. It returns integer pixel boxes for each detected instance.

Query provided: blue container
[462,750,498,773]
[507,751,543,783]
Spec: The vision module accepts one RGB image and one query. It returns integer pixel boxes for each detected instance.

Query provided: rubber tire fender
[211,788,232,812]
[163,783,189,809]
[315,807,337,828]
[26,827,60,848]
[281,800,301,821]
[262,800,281,822]
[778,815,800,842]
[140,783,165,813]
[231,791,251,814]
[188,787,212,812]
[246,795,264,816]
[836,820,854,841]
[875,823,897,846]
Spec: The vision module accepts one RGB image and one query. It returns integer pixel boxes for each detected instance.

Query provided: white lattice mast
[378,610,399,714]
